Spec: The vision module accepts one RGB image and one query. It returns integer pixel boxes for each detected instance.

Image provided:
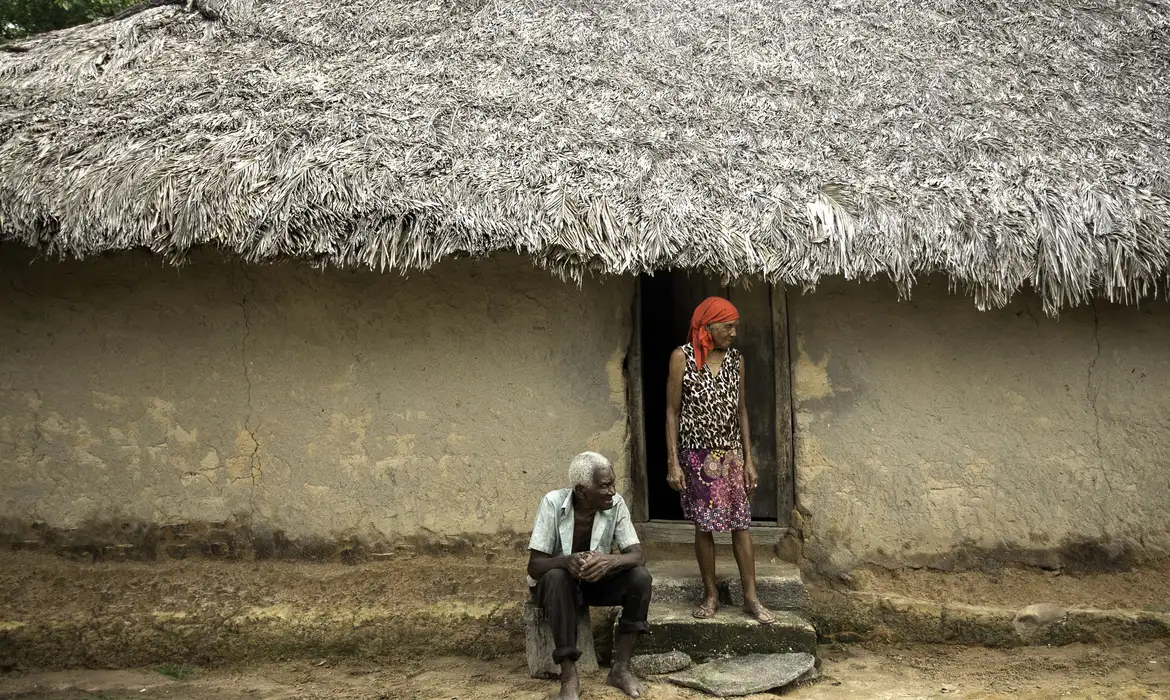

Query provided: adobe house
[1,0,1168,576]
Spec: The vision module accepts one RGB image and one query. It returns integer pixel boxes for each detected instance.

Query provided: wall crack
[1086,302,1111,524]
[30,389,46,466]
[239,267,261,523]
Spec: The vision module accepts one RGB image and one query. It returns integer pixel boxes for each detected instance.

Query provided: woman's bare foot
[692,597,719,619]
[557,661,580,700]
[743,598,776,624]
[607,665,645,698]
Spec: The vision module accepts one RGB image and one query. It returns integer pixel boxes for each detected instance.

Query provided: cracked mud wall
[790,277,1170,572]
[0,247,633,551]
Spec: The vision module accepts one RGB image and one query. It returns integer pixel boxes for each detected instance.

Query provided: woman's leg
[693,526,719,617]
[731,529,775,624]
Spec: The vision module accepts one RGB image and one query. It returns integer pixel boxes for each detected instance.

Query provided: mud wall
[790,278,1170,572]
[0,247,633,556]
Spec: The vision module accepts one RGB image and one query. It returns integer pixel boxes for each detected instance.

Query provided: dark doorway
[637,272,790,523]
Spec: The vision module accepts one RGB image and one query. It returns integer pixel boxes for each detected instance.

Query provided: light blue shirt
[526,488,640,587]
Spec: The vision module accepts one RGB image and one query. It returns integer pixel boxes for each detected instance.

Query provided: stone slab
[634,602,817,661]
[524,602,598,679]
[728,572,809,611]
[630,650,693,676]
[1013,603,1068,638]
[942,603,1019,646]
[668,652,816,696]
[649,561,732,606]
[648,560,807,611]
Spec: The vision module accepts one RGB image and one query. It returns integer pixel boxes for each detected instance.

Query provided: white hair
[568,452,611,489]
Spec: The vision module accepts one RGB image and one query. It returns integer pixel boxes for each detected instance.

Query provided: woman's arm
[666,348,686,491]
[738,354,758,497]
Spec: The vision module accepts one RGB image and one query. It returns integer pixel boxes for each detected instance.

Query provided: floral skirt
[679,448,751,533]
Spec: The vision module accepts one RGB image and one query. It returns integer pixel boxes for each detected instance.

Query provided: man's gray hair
[568,451,611,489]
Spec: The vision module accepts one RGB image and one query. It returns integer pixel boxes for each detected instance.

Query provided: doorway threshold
[638,520,792,545]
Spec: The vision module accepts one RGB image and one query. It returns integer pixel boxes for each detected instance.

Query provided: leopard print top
[678,343,743,451]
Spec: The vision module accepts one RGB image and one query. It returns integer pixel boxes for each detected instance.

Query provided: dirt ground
[5,550,1169,627]
[847,559,1170,611]
[7,549,1169,626]
[2,641,1169,699]
[0,551,532,666]
[4,552,1170,697]
[0,551,527,618]
[5,550,1170,669]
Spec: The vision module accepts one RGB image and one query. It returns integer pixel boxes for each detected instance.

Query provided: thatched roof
[1,0,1168,312]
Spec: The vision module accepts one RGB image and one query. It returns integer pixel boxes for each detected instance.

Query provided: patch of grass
[154,663,199,681]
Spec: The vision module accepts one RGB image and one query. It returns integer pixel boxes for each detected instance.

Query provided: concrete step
[649,559,809,612]
[634,602,817,662]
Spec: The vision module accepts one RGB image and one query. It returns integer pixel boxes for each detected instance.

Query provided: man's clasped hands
[565,550,619,582]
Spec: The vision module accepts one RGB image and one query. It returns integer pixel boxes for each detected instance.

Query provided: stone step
[634,602,817,662]
[649,559,808,612]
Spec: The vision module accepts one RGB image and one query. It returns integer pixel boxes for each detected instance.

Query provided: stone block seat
[523,601,599,678]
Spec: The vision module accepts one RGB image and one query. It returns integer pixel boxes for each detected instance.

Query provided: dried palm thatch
[0,0,1168,312]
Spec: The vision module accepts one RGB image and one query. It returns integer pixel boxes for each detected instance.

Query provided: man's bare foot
[743,598,776,624]
[557,661,580,700]
[607,665,645,698]
[692,597,719,619]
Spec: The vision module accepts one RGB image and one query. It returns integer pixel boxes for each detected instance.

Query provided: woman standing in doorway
[666,296,775,623]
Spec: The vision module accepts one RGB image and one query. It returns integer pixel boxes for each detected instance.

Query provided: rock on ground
[667,652,816,697]
[629,651,692,677]
[1013,603,1068,638]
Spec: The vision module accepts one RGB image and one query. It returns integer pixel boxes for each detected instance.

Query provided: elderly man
[528,452,652,700]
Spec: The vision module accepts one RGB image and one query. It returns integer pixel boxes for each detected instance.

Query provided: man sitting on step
[528,451,652,700]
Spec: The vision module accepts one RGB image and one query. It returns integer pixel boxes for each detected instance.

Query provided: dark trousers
[530,565,653,665]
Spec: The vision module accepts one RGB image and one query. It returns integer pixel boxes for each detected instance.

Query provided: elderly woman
[665,296,775,623]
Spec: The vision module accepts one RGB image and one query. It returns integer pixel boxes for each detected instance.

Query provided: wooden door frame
[626,277,651,523]
[770,284,796,520]
[626,277,796,535]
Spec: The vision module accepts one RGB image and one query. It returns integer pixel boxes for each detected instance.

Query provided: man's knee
[538,567,574,589]
[626,565,653,594]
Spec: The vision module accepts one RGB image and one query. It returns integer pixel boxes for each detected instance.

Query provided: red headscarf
[689,297,739,370]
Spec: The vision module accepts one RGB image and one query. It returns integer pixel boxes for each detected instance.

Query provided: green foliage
[1,0,137,40]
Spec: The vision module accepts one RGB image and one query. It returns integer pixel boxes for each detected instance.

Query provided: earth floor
[846,558,1170,611]
[2,640,1168,700]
